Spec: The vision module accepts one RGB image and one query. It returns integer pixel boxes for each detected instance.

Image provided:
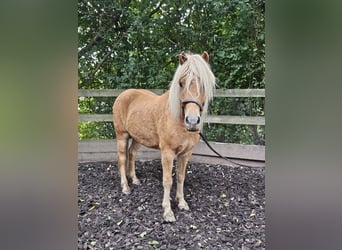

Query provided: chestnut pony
[113,51,216,222]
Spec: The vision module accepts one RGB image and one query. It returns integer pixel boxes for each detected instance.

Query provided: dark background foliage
[78,0,265,144]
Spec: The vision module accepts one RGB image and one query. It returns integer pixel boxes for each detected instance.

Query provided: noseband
[181,98,203,112]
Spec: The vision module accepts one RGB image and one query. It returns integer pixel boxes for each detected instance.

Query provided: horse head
[169,51,216,131]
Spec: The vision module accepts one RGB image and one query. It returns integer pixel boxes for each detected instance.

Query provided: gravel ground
[78,160,265,249]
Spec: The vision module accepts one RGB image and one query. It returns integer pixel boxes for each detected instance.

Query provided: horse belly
[126,114,160,149]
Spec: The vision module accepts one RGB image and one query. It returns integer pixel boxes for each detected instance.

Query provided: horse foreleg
[176,151,191,211]
[161,150,176,222]
[117,134,131,194]
[128,139,141,185]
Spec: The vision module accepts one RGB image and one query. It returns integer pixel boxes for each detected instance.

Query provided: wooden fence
[78,89,265,163]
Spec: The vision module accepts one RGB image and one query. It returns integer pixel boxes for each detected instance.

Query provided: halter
[181,98,203,112]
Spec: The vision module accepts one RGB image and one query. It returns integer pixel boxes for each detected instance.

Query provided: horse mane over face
[169,52,216,121]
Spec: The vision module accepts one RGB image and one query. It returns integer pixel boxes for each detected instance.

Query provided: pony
[112,51,216,222]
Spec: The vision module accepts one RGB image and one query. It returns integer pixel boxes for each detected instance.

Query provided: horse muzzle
[181,98,203,131]
[184,115,201,131]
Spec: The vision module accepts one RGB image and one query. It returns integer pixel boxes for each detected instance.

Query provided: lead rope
[199,132,265,168]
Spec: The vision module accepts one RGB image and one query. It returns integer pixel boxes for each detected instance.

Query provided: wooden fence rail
[78,114,265,125]
[79,139,265,163]
[78,89,265,125]
[78,88,265,98]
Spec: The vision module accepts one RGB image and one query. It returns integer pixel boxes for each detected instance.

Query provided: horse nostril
[185,116,201,125]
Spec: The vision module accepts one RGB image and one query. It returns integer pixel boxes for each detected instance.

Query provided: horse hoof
[132,178,141,185]
[122,186,131,195]
[178,201,190,211]
[123,190,131,195]
[163,211,176,222]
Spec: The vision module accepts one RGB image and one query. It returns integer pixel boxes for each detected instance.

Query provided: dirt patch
[78,160,265,249]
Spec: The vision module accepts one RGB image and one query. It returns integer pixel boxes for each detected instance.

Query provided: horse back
[113,89,162,113]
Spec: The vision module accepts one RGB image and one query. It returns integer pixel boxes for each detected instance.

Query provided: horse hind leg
[128,139,141,185]
[116,133,131,194]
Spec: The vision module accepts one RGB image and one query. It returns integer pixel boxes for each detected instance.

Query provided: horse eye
[179,81,182,87]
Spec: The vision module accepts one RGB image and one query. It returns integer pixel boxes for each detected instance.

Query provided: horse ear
[202,51,209,63]
[179,51,187,65]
